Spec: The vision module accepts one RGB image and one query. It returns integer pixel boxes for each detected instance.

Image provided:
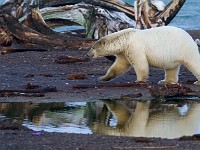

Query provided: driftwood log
[0,12,95,55]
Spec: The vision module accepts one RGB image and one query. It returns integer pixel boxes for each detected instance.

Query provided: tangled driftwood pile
[0,0,186,55]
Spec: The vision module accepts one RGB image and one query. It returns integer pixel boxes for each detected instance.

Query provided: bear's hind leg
[183,57,200,85]
[158,65,180,84]
[99,54,131,81]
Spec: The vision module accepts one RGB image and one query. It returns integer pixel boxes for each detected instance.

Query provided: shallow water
[1,100,200,139]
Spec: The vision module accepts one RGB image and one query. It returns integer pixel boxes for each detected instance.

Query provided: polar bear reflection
[93,100,200,139]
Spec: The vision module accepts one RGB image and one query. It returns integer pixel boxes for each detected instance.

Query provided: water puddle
[1,99,200,139]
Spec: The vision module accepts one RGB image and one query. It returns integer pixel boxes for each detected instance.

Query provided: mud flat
[0,30,200,149]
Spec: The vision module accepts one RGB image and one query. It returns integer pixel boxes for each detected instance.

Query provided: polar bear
[87,26,200,85]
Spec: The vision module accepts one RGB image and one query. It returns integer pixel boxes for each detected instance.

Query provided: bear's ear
[99,39,106,46]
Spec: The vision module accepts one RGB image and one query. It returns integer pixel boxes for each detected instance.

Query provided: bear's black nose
[87,52,93,58]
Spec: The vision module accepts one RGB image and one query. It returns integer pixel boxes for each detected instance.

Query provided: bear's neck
[107,37,129,54]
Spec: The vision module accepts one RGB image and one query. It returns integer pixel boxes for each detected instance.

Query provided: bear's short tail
[195,39,200,47]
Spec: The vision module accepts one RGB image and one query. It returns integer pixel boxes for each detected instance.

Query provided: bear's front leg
[99,71,115,81]
[99,54,131,81]
[126,54,149,83]
[134,65,149,83]
[158,65,180,84]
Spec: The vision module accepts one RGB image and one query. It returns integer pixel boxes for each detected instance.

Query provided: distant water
[125,0,200,30]
[0,0,199,30]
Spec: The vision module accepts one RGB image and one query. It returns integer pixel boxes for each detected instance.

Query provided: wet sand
[0,30,200,149]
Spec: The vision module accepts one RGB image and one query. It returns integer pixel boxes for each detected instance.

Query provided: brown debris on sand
[149,84,200,99]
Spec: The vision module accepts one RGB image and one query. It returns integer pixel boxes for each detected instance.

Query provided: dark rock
[149,84,193,98]
[67,74,87,80]
[120,93,142,100]
[39,73,53,77]
[42,86,58,92]
[55,55,90,64]
[24,73,35,78]
[26,82,40,89]
[180,134,200,141]
[135,137,151,143]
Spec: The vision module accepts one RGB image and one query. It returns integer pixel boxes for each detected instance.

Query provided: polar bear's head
[87,38,110,58]
[87,28,134,58]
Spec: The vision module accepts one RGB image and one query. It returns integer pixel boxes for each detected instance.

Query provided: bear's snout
[87,51,94,58]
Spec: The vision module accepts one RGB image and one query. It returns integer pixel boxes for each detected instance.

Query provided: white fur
[87,26,200,85]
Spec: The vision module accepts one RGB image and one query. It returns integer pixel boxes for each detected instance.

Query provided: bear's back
[134,26,197,54]
[132,26,199,69]
[139,26,191,41]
